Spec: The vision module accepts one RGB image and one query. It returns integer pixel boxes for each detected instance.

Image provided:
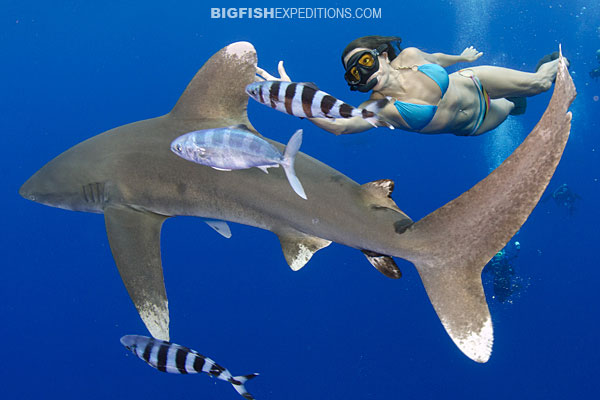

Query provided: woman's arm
[256,62,377,135]
[308,114,374,135]
[420,46,483,67]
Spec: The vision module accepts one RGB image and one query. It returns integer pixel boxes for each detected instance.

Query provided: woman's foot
[535,51,559,72]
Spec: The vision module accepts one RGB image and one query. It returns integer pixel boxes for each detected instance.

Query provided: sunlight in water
[454,0,492,47]
[454,1,528,173]
[482,118,525,172]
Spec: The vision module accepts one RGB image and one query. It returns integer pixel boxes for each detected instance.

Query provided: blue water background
[2,1,599,398]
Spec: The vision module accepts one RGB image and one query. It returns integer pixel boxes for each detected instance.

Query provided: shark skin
[19,42,575,363]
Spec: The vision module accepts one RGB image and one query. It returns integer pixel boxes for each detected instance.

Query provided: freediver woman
[256,35,564,136]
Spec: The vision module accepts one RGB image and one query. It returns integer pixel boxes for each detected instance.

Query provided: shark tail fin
[281,129,307,199]
[396,48,575,363]
[230,373,259,400]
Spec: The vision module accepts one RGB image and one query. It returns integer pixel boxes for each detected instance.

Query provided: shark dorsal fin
[170,42,257,123]
[276,230,332,271]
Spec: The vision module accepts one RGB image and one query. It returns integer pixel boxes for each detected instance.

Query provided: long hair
[341,35,403,67]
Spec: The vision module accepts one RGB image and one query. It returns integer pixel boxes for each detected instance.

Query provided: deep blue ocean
[3,1,599,399]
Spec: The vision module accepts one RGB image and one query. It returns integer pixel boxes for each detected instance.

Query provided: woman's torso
[373,48,482,135]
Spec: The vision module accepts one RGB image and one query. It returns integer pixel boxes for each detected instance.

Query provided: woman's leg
[467,59,560,98]
[471,98,514,136]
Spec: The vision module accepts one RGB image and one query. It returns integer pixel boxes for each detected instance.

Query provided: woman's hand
[256,61,292,81]
[460,46,483,62]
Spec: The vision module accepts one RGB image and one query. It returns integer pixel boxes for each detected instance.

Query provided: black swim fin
[506,96,527,115]
[535,51,559,72]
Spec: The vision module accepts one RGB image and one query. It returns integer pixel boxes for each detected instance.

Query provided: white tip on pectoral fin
[104,206,171,342]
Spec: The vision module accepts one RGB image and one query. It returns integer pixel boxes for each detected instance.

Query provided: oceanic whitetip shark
[19,42,575,363]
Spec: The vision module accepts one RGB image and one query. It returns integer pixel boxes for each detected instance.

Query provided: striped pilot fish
[171,125,307,199]
[120,335,259,400]
[245,81,393,128]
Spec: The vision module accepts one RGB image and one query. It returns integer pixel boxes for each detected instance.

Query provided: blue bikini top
[393,64,450,130]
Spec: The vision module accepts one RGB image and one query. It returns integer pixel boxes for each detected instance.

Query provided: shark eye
[176,144,182,152]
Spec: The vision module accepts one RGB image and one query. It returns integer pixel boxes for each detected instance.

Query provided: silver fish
[171,125,307,199]
[245,81,392,128]
[121,335,258,400]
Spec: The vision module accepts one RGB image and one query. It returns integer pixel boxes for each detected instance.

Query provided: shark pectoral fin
[398,51,575,363]
[205,220,232,238]
[361,250,402,279]
[277,231,332,271]
[104,206,170,341]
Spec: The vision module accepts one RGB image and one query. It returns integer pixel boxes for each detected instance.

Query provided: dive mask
[344,44,387,92]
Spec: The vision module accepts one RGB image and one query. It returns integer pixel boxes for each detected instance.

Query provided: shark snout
[19,177,37,202]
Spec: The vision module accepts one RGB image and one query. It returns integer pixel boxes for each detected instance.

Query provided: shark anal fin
[361,250,402,279]
[277,231,331,271]
[205,220,232,238]
[104,206,170,341]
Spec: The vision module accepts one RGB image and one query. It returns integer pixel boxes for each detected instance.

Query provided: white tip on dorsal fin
[169,42,257,123]
[205,220,232,238]
[276,230,331,271]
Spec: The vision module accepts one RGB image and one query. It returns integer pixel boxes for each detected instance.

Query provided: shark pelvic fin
[398,50,575,363]
[169,42,258,126]
[277,230,332,271]
[361,250,402,279]
[104,206,170,341]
